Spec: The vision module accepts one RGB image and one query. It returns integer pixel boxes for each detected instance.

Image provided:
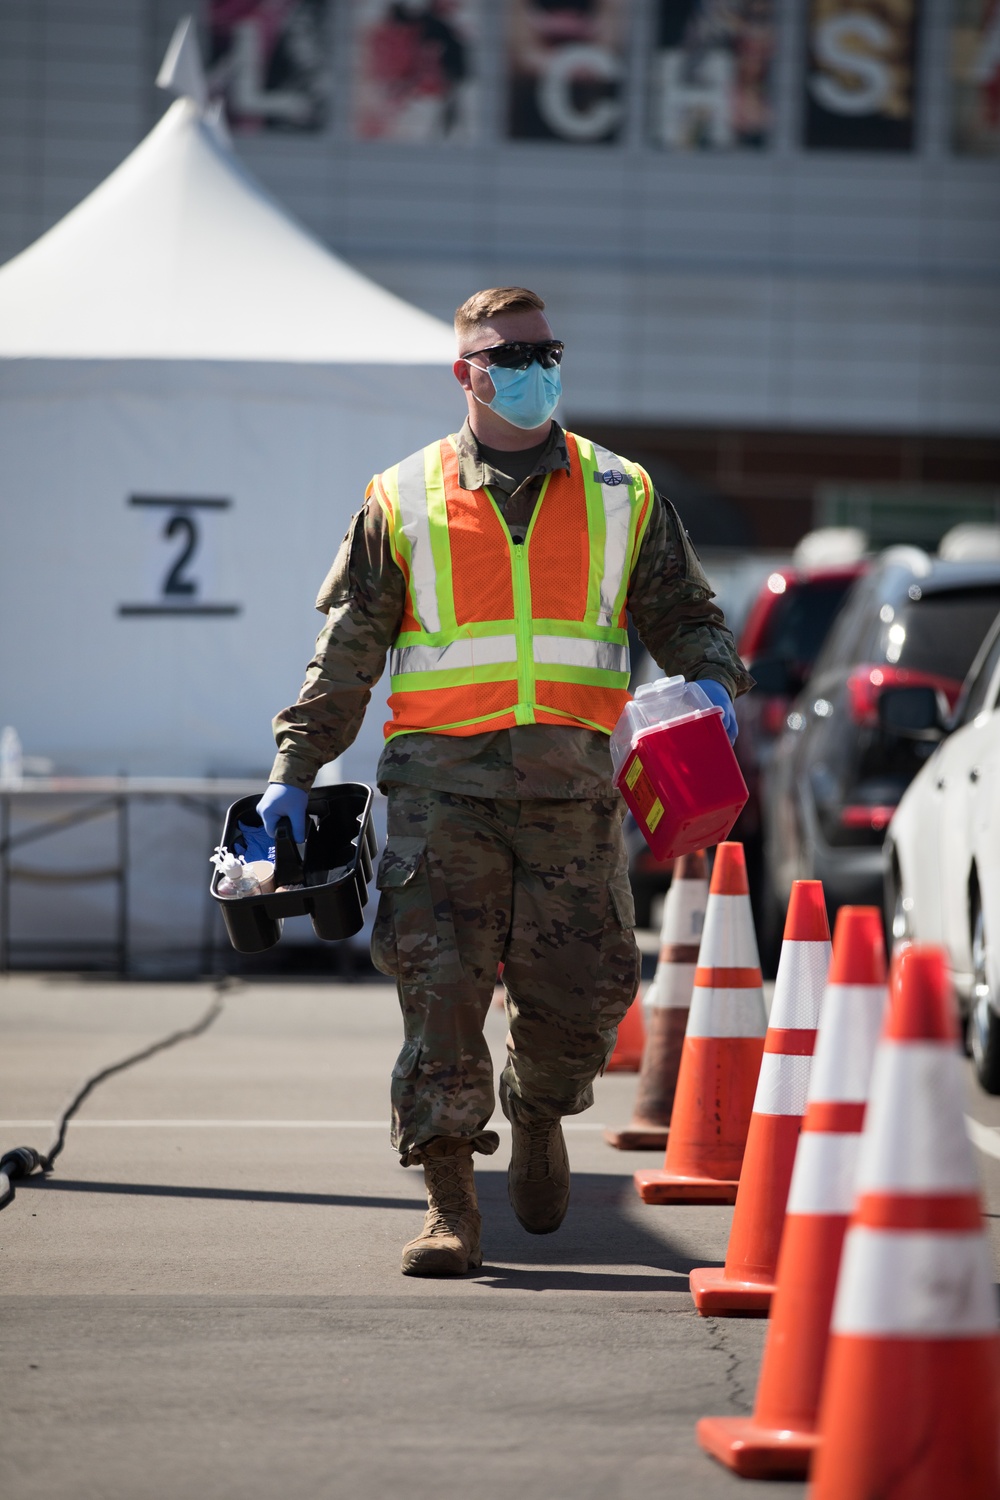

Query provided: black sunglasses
[462,339,564,371]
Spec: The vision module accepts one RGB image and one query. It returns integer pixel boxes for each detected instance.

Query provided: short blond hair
[454,286,546,345]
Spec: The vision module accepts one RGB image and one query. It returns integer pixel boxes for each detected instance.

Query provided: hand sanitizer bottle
[210,846,262,898]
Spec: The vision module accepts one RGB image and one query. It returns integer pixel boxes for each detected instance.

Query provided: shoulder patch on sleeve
[661,497,708,586]
[314,511,364,612]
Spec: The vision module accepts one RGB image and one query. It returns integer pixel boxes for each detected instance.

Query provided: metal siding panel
[0,1,995,436]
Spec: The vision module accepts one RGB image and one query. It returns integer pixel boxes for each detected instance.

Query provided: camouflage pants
[370,785,639,1165]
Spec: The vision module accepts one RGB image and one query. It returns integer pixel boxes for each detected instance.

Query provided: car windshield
[760,579,855,666]
[881,588,1000,681]
[954,614,1000,725]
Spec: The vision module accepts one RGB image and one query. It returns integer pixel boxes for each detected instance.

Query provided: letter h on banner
[653,51,734,149]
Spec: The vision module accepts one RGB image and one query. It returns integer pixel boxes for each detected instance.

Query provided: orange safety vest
[370,429,653,740]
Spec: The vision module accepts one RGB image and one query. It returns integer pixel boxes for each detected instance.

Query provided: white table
[0,778,263,974]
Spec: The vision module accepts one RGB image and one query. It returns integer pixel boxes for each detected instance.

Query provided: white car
[884,611,1000,1093]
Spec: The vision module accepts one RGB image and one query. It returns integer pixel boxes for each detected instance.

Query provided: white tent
[0,25,458,785]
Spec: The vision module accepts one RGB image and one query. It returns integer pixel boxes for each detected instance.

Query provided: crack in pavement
[702,1316,749,1413]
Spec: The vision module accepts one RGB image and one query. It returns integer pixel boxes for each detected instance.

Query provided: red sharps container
[610,676,748,860]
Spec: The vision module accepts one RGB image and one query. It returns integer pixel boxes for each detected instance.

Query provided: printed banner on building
[648,0,775,150]
[951,0,1000,155]
[352,1,478,142]
[507,0,630,144]
[804,0,920,150]
[207,0,330,132]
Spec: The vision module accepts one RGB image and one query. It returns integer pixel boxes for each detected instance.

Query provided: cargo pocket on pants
[391,1038,422,1083]
[370,836,425,977]
[608,873,636,931]
[370,835,461,983]
[390,1037,424,1156]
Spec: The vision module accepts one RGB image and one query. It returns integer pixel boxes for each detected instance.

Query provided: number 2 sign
[118,496,241,617]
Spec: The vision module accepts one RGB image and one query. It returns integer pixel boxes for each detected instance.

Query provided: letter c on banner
[538,44,623,142]
[809,15,891,116]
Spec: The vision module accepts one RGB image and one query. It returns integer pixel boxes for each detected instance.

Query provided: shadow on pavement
[470,1266,692,1292]
[16,1177,422,1212]
[16,1171,723,1287]
[473,1173,725,1283]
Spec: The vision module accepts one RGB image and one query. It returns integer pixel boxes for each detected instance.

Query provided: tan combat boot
[508,1115,571,1235]
[400,1155,483,1277]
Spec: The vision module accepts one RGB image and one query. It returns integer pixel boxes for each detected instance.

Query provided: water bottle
[0,726,23,787]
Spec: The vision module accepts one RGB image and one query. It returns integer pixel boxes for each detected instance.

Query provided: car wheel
[969,894,1000,1095]
[888,864,911,946]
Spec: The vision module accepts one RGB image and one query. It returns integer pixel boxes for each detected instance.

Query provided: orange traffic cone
[809,945,1000,1498]
[634,842,767,1204]
[696,905,887,1478]
[689,879,831,1313]
[605,850,707,1148]
[605,990,645,1072]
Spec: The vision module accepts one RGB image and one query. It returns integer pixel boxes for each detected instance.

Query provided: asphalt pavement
[2,969,999,1500]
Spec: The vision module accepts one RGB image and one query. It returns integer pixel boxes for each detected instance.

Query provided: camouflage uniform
[270,420,751,1164]
[371,786,638,1162]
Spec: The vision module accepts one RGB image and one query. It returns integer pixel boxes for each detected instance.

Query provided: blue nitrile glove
[256,782,309,843]
[699,679,738,744]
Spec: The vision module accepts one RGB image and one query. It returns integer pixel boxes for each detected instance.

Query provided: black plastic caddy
[211,783,377,954]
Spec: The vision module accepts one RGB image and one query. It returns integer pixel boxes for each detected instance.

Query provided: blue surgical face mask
[467,359,562,430]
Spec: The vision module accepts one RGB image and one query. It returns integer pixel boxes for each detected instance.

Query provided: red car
[733,560,868,937]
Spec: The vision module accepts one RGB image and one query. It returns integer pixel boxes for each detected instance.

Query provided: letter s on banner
[809,15,891,116]
[538,44,623,142]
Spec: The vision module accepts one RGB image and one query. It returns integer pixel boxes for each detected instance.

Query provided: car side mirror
[750,656,798,696]
[878,685,945,739]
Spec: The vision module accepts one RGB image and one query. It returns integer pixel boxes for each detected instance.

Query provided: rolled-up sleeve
[268,500,405,788]
[627,493,753,700]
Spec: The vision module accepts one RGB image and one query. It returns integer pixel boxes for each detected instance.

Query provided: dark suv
[762,548,1000,923]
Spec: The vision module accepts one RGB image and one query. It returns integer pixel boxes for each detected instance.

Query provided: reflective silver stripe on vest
[533,637,629,673]
[591,441,638,627]
[391,634,518,677]
[396,447,440,633]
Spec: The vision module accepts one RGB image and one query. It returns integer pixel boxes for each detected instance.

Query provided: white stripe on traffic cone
[695,904,887,1478]
[690,879,831,1314]
[635,843,766,1204]
[607,851,707,1150]
[810,945,1000,1499]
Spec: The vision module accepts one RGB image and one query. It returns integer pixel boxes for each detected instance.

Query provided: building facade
[2,0,998,546]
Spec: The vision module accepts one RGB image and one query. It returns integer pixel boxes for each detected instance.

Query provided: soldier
[258,286,750,1277]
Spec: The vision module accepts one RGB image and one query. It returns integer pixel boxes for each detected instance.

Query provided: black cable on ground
[0,978,231,1211]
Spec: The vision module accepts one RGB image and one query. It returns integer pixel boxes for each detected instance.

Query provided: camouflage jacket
[270,420,752,799]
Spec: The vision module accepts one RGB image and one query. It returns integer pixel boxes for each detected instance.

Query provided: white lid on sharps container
[609,675,717,779]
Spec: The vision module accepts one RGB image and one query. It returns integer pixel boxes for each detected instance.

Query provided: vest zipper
[483,480,550,726]
[510,541,534,724]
